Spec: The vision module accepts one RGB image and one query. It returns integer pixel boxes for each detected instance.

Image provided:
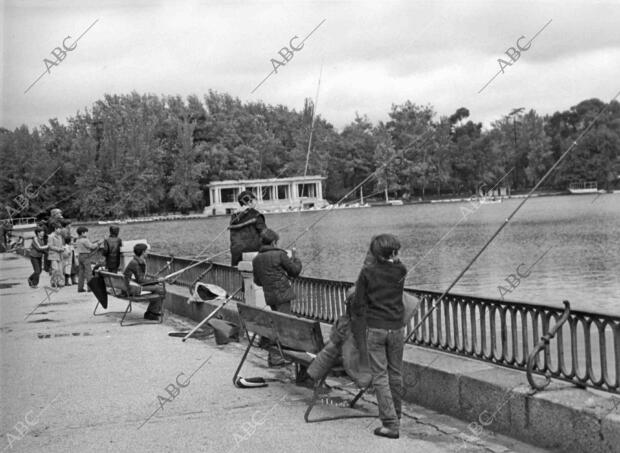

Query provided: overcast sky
[2,0,619,132]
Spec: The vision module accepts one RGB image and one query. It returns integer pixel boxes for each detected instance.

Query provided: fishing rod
[404,91,620,343]
[167,128,432,281]
[286,130,435,248]
[164,219,302,281]
[404,167,514,276]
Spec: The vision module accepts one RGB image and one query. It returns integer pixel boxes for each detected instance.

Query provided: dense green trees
[1,92,618,221]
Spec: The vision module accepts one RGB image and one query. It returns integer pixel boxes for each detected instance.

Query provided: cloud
[2,0,619,131]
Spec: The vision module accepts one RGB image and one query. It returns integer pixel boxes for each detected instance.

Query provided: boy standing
[252,229,302,366]
[47,223,65,288]
[102,225,123,272]
[351,234,407,439]
[28,227,48,288]
[75,226,102,292]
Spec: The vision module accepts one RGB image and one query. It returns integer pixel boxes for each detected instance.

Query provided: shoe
[268,355,291,367]
[373,427,399,439]
[144,312,160,321]
[77,289,86,293]
[27,279,34,288]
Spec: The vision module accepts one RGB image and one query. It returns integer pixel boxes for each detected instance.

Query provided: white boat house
[205,175,328,216]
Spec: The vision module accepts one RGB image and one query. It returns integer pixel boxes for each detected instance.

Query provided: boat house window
[220,188,238,203]
[277,185,289,200]
[298,183,316,197]
[261,186,273,200]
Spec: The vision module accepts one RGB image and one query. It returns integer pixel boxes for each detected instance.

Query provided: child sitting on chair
[351,234,407,439]
[123,243,165,321]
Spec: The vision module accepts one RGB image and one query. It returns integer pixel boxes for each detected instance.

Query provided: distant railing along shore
[146,252,619,393]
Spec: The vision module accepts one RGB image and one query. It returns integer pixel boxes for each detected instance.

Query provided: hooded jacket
[252,245,302,306]
[229,208,266,266]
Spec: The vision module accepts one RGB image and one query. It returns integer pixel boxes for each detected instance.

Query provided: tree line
[1,91,619,220]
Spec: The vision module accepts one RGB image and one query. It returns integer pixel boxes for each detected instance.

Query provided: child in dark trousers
[102,225,122,272]
[351,234,407,439]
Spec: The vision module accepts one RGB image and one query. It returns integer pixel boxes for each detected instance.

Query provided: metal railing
[148,254,243,301]
[145,253,619,393]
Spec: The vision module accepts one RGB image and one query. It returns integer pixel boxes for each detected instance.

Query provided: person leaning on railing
[228,190,267,266]
[252,228,302,367]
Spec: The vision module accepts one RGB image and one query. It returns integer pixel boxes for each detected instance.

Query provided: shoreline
[71,189,614,226]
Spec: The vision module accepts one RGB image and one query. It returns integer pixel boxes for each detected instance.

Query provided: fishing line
[405,90,620,343]
[402,167,514,279]
[286,130,435,248]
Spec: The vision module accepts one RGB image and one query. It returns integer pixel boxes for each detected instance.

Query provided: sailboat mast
[303,64,323,178]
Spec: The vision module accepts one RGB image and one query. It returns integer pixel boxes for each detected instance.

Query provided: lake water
[87,193,620,316]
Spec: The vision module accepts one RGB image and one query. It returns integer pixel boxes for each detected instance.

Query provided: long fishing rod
[166,132,434,281]
[404,91,619,343]
[286,130,435,248]
[165,220,302,281]
[404,167,514,276]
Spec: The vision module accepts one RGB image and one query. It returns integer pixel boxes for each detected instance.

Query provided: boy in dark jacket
[229,190,267,266]
[28,227,48,288]
[123,243,165,321]
[102,225,123,272]
[351,234,407,439]
[252,228,302,366]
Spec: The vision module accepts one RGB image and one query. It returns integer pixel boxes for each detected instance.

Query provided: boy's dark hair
[260,228,279,245]
[60,218,71,227]
[34,227,44,235]
[76,226,88,235]
[51,222,63,231]
[64,236,72,245]
[109,225,120,236]
[237,190,256,206]
[133,243,148,256]
[369,234,401,261]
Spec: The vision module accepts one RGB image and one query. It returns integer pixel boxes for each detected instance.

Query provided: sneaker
[27,279,34,288]
[77,289,86,293]
[373,427,399,439]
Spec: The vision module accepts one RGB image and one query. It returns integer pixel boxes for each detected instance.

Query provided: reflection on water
[88,194,620,315]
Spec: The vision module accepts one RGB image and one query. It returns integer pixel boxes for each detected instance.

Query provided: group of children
[28,216,123,292]
[230,190,407,439]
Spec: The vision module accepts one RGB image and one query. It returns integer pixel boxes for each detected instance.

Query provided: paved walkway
[0,254,548,453]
